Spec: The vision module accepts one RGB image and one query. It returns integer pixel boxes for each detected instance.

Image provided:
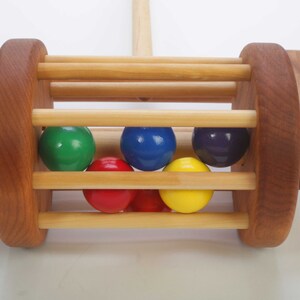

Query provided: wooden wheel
[0,39,53,247]
[232,43,300,247]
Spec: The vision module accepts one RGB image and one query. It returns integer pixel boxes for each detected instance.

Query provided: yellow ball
[159,157,213,213]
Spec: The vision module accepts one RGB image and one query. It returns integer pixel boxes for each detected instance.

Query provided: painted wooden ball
[125,190,171,212]
[38,126,95,171]
[192,128,250,167]
[120,127,176,171]
[83,157,137,213]
[159,157,213,213]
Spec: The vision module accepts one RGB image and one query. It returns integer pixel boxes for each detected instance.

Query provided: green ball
[38,127,96,171]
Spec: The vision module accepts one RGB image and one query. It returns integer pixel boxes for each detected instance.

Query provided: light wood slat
[52,96,233,103]
[33,172,256,190]
[32,109,257,127]
[38,212,249,229]
[50,81,237,99]
[44,56,243,64]
[37,63,251,81]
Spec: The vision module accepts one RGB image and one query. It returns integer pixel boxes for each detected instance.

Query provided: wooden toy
[0,0,299,248]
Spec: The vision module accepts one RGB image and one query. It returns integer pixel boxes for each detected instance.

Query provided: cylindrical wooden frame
[1,40,300,248]
[0,39,53,248]
[232,43,300,247]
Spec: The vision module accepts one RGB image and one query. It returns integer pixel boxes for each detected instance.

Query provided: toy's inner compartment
[34,56,254,230]
[52,101,232,213]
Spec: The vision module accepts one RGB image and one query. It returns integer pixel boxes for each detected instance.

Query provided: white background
[1,0,300,299]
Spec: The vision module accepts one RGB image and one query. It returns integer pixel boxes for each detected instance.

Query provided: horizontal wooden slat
[33,171,256,190]
[45,55,243,64]
[52,96,234,103]
[38,212,249,229]
[37,63,251,81]
[32,109,257,127]
[50,81,237,99]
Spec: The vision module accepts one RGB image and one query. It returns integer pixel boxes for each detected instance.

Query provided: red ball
[83,157,137,213]
[126,190,171,212]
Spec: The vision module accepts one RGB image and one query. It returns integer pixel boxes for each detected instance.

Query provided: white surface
[1,0,300,299]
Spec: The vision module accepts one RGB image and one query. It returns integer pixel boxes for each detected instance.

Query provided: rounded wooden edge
[232,43,300,247]
[286,50,300,188]
[0,39,53,247]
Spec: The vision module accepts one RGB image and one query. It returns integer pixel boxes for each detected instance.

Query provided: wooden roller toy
[0,0,300,248]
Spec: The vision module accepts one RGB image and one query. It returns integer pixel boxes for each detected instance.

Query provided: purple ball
[192,128,250,167]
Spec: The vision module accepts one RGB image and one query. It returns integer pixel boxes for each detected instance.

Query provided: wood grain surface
[32,109,257,127]
[232,43,300,247]
[50,81,237,99]
[0,39,52,247]
[44,55,243,64]
[33,171,256,191]
[132,0,152,56]
[37,62,251,81]
[287,50,300,188]
[38,212,249,230]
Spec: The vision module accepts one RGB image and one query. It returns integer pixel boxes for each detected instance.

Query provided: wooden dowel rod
[37,63,251,81]
[90,127,195,159]
[52,96,233,103]
[38,212,249,229]
[133,0,152,56]
[50,82,237,99]
[32,109,257,127]
[44,55,243,64]
[33,171,256,190]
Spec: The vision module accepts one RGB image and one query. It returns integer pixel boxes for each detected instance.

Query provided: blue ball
[120,127,176,171]
[192,128,250,167]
